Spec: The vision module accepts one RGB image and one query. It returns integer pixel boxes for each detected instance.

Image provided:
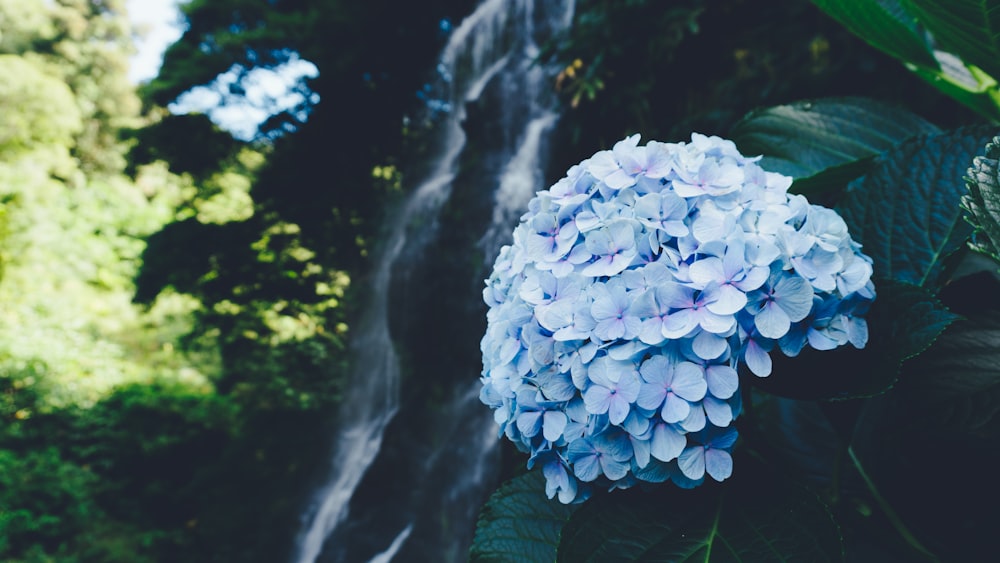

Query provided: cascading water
[290,1,574,561]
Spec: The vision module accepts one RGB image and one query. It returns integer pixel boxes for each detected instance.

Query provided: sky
[127,0,185,84]
[126,0,319,140]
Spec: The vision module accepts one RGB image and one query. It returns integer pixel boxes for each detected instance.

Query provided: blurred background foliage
[0,0,977,561]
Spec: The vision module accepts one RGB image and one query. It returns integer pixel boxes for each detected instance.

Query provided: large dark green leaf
[838,126,997,288]
[751,280,959,400]
[905,0,1000,82]
[894,278,1000,438]
[556,457,843,562]
[843,275,1000,560]
[469,471,579,563]
[729,98,939,195]
[810,0,938,69]
[751,396,841,489]
[963,136,1000,265]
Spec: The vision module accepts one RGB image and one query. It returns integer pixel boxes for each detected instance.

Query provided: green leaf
[904,0,1000,82]
[469,471,579,563]
[896,300,1000,438]
[812,0,1000,121]
[729,98,939,195]
[751,396,841,488]
[810,0,938,69]
[838,126,997,288]
[962,136,1000,265]
[848,314,1000,563]
[751,280,959,400]
[909,52,1000,122]
[556,457,844,562]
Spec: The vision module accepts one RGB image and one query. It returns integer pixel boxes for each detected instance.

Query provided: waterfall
[290,1,574,561]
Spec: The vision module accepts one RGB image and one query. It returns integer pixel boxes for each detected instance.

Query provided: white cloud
[127,0,187,83]
[169,56,320,140]
[127,0,319,140]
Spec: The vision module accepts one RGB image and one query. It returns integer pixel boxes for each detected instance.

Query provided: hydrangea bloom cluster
[480,134,875,503]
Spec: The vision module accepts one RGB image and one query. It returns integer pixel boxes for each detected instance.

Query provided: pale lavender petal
[604,168,637,190]
[697,309,735,334]
[638,319,667,345]
[705,365,738,399]
[662,310,698,338]
[650,423,685,462]
[678,446,706,480]
[608,395,630,425]
[704,448,733,481]
[670,362,708,402]
[639,355,669,385]
[543,411,568,442]
[600,456,631,480]
[744,338,772,377]
[662,393,691,423]
[636,383,666,411]
[517,410,543,437]
[572,453,601,482]
[679,404,706,432]
[703,396,733,427]
[736,265,770,291]
[631,435,651,468]
[754,301,791,339]
[587,150,619,179]
[583,386,612,414]
[706,284,747,316]
[775,275,814,321]
[688,257,724,287]
[617,372,642,403]
[692,330,728,360]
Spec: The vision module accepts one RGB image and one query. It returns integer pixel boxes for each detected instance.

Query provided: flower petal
[678,446,706,480]
[704,448,733,481]
[650,422,686,462]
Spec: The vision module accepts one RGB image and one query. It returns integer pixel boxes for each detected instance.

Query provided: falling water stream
[291,1,574,561]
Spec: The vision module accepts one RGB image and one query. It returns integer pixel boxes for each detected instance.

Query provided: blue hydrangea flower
[480,133,875,503]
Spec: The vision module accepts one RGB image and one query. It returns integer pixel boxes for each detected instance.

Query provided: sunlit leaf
[812,0,1000,120]
[904,0,1000,82]
[811,0,937,68]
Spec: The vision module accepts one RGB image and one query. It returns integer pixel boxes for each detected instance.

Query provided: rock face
[291,1,575,562]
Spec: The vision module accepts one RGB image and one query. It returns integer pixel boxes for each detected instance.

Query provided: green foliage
[755,280,960,401]
[0,1,350,560]
[963,136,1000,265]
[811,0,1000,121]
[556,458,843,562]
[0,55,82,160]
[546,0,971,171]
[904,0,1000,81]
[894,279,1000,438]
[730,97,940,194]
[839,127,997,287]
[469,471,579,563]
[0,448,102,558]
[809,0,938,69]
[846,289,1000,560]
[125,114,244,181]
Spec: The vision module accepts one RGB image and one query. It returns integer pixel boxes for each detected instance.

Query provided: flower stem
[848,447,939,562]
